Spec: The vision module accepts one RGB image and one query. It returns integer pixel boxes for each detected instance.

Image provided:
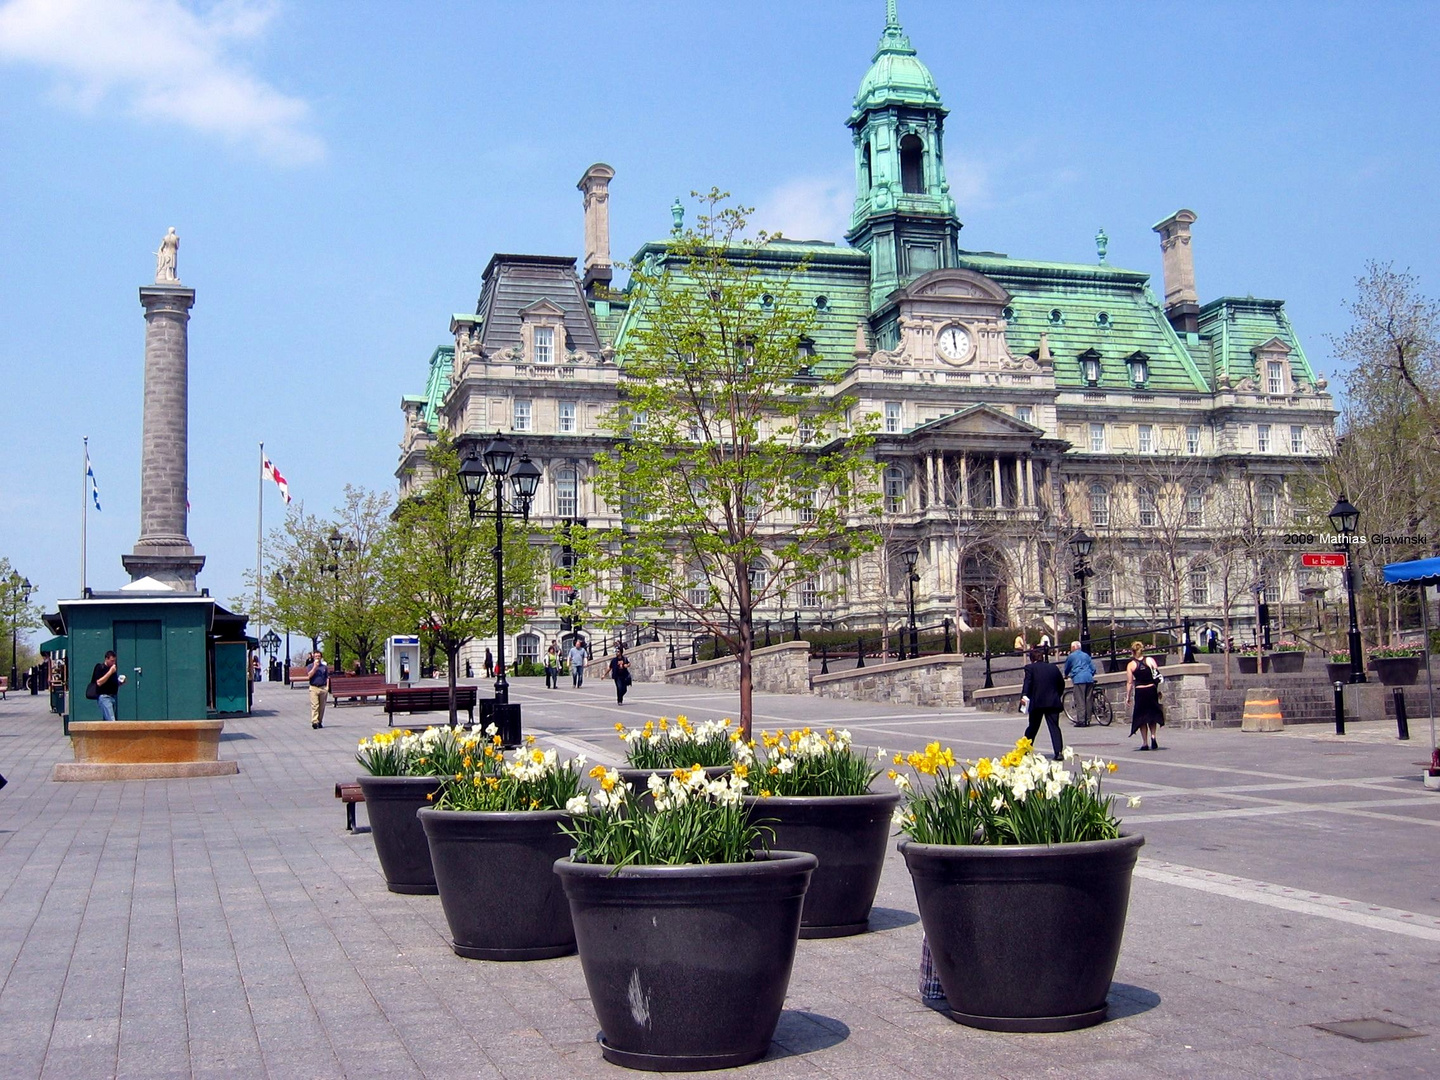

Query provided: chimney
[1152,209,1199,334]
[577,163,615,295]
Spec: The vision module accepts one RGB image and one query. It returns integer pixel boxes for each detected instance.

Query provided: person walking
[544,643,559,689]
[92,649,122,721]
[1019,646,1065,758]
[483,648,494,679]
[1125,641,1165,750]
[568,638,587,687]
[306,650,330,730]
[609,648,631,704]
[1063,640,1097,727]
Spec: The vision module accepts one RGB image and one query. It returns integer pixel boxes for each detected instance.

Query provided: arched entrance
[960,549,1008,628]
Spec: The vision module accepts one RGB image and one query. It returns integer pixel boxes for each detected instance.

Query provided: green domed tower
[847,0,962,310]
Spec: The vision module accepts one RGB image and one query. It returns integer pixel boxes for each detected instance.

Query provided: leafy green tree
[387,433,544,723]
[566,191,882,737]
[239,506,334,659]
[1,558,43,682]
[330,486,398,671]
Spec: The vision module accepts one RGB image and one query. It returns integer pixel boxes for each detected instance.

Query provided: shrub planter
[419,808,575,960]
[1265,651,1306,674]
[1374,656,1424,686]
[742,791,899,938]
[355,775,443,894]
[555,849,816,1071]
[901,833,1144,1032]
[1326,661,1353,684]
[1236,655,1261,675]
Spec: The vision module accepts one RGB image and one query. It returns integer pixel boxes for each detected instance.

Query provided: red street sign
[1301,553,1347,567]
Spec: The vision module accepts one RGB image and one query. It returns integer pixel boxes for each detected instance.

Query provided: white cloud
[753,172,854,243]
[0,0,322,163]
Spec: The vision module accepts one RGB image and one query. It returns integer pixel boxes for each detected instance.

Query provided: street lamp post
[901,548,920,660]
[275,565,294,683]
[459,433,541,705]
[261,630,281,681]
[1070,529,1094,652]
[323,531,357,670]
[1329,495,1366,684]
[8,573,34,691]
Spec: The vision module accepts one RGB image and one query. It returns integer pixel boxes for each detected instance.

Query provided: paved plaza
[0,679,1438,1079]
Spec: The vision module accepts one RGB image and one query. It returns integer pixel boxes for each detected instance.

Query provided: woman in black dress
[1125,641,1164,750]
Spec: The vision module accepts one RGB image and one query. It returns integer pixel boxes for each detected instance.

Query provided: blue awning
[1382,557,1440,586]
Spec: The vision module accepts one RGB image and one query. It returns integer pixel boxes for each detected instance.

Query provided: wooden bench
[334,781,368,832]
[385,685,477,725]
[288,667,311,687]
[329,674,393,705]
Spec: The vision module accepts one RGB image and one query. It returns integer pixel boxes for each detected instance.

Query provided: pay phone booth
[385,635,420,688]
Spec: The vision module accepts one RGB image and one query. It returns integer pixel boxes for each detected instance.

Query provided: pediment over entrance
[910,404,1045,440]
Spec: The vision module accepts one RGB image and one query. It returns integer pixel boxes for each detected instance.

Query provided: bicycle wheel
[1062,688,1078,725]
[1091,690,1114,726]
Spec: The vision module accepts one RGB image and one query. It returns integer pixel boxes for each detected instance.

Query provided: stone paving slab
[0,680,1438,1077]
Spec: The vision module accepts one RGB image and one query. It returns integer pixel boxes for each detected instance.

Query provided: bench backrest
[331,674,388,690]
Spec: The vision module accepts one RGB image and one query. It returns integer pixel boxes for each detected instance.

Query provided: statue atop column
[155,227,180,284]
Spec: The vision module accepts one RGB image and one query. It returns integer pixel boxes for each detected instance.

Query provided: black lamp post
[8,572,33,691]
[901,547,920,660]
[459,433,541,704]
[323,530,356,669]
[261,630,281,681]
[275,565,294,683]
[1070,528,1094,651]
[1329,495,1365,683]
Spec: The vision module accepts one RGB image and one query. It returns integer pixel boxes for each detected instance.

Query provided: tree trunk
[738,614,754,741]
[446,642,459,726]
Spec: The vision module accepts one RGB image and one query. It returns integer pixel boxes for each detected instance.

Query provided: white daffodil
[990,795,1005,812]
[485,723,498,736]
[777,757,795,774]
[891,806,908,826]
[565,795,588,815]
[575,754,587,769]
[1061,747,1076,762]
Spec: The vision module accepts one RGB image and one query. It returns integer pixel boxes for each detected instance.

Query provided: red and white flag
[262,456,291,504]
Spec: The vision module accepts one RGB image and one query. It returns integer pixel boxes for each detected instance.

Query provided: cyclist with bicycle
[1063,640,1097,727]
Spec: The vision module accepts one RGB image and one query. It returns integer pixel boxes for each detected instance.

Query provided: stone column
[122,284,205,590]
[992,455,1002,509]
[959,454,968,507]
[1025,456,1035,506]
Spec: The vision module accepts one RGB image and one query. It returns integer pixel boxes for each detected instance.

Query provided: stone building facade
[398,5,1336,668]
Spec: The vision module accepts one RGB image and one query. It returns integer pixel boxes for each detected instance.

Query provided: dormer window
[1079,349,1102,386]
[1049,309,1064,325]
[1267,360,1284,395]
[1096,311,1111,328]
[533,326,554,364]
[519,298,566,366]
[1127,351,1150,386]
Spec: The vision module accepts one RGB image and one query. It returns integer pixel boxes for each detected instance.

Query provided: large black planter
[1235,655,1261,674]
[419,808,575,960]
[355,775,443,894]
[1374,656,1424,686]
[1266,651,1306,674]
[743,791,899,938]
[1326,661,1353,684]
[555,849,816,1071]
[901,833,1144,1032]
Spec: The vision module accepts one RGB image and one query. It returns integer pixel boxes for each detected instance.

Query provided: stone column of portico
[1025,456,1035,506]
[992,455,1002,509]
[959,454,968,507]
[121,283,205,590]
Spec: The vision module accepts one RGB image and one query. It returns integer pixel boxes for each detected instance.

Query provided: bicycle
[1063,684,1113,727]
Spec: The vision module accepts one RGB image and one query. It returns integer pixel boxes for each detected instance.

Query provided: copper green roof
[1198,296,1315,385]
[850,1,944,123]
[957,251,1212,394]
[420,345,452,432]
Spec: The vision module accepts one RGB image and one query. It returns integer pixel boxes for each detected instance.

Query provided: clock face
[937,324,972,361]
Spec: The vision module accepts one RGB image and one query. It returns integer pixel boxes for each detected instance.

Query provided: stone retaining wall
[660,641,811,695]
[584,641,667,684]
[811,655,965,707]
[972,663,1214,729]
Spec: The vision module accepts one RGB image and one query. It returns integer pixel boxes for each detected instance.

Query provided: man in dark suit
[1019,646,1066,758]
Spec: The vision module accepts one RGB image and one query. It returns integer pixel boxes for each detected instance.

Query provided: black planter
[901,833,1144,1032]
[742,791,899,938]
[419,808,575,960]
[555,849,816,1071]
[1326,661,1353,684]
[1236,655,1261,674]
[355,775,443,894]
[1266,651,1306,673]
[1374,656,1424,686]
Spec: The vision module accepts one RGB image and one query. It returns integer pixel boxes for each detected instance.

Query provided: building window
[516,633,540,664]
[1089,483,1110,527]
[1290,425,1304,453]
[747,560,769,595]
[798,487,817,524]
[1259,484,1278,527]
[884,466,907,513]
[798,417,816,444]
[558,401,576,433]
[1263,573,1281,605]
[800,577,820,608]
[1189,565,1210,605]
[884,401,902,434]
[1143,571,1163,608]
[899,133,925,194]
[1138,486,1158,527]
[1094,569,1114,607]
[1257,424,1271,452]
[1267,360,1283,395]
[1017,405,1033,424]
[743,493,761,522]
[555,467,578,518]
[1138,424,1154,453]
[1185,489,1204,527]
[1130,357,1149,385]
[1082,357,1100,384]
[533,326,554,365]
[629,410,646,435]
[1186,425,1201,455]
[513,399,532,432]
[686,571,710,609]
[1089,423,1105,453]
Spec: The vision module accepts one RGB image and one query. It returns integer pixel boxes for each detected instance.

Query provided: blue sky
[1,0,1436,634]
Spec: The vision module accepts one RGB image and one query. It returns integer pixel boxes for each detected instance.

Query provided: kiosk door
[114,620,167,720]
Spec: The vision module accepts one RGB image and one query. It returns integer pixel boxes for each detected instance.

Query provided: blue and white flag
[86,449,101,511]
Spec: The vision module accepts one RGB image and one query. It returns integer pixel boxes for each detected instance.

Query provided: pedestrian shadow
[1106,983,1161,1019]
[866,906,920,931]
[766,1009,849,1059]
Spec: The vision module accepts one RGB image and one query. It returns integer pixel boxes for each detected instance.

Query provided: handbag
[85,679,100,700]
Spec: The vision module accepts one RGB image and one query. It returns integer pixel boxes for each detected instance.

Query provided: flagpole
[81,436,88,594]
[257,442,265,650]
